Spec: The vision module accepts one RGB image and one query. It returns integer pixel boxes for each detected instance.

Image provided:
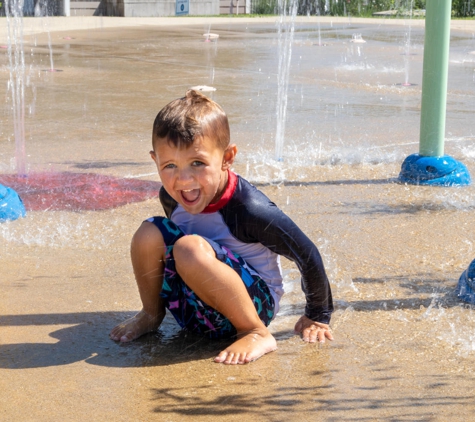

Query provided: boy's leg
[173,235,277,365]
[110,221,167,342]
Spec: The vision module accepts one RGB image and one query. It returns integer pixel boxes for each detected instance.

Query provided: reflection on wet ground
[1,17,475,421]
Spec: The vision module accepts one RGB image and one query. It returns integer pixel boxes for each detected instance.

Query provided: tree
[452,0,475,17]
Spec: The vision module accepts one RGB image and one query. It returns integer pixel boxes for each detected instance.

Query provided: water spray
[1,0,27,222]
[275,0,298,161]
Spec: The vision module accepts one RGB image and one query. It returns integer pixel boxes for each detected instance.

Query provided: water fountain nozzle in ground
[350,33,366,44]
[456,259,475,305]
[397,0,471,186]
[0,184,26,222]
[202,33,219,42]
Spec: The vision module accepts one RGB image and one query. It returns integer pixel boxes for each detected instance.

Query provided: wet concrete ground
[1,16,475,421]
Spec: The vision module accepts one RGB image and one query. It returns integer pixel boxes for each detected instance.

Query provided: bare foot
[214,328,277,365]
[109,310,163,342]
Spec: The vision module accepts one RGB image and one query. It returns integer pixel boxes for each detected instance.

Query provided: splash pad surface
[1,17,475,421]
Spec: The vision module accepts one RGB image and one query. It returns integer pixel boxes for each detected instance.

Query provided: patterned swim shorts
[147,216,275,339]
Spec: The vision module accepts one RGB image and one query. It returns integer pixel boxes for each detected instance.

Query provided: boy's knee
[131,221,165,252]
[174,235,214,266]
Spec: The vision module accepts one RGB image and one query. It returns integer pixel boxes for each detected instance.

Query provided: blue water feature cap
[456,259,475,305]
[398,153,471,186]
[0,184,26,222]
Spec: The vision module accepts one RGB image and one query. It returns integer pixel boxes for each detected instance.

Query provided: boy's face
[151,136,237,215]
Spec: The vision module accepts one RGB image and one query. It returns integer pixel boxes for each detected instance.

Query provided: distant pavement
[0,15,474,43]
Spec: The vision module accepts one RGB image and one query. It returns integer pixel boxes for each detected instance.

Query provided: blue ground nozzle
[0,184,26,222]
[398,154,471,186]
[456,259,475,305]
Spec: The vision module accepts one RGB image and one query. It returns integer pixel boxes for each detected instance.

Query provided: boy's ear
[150,150,158,163]
[222,144,237,170]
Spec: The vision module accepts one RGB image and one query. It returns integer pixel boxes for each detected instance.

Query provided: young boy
[110,90,334,365]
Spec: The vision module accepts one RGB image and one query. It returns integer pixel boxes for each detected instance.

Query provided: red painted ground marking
[0,172,161,211]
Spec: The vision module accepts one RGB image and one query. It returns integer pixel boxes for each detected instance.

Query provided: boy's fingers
[296,316,333,343]
[304,325,321,342]
[302,325,333,343]
[317,329,333,343]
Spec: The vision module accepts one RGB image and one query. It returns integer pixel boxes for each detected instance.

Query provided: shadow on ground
[0,312,231,369]
[1,271,467,371]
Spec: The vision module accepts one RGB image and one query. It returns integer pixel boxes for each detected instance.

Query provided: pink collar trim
[201,170,237,214]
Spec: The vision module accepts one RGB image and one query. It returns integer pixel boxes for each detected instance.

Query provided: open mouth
[181,188,200,204]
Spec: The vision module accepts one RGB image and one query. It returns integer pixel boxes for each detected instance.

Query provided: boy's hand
[294,315,334,343]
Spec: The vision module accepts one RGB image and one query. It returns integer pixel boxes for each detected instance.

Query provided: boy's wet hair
[153,90,230,150]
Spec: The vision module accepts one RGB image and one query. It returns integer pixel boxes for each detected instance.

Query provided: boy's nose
[175,169,194,186]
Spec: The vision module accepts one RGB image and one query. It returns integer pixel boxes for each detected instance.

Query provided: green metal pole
[419,0,452,157]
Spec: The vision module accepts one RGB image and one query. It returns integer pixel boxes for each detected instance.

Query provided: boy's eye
[163,163,176,169]
[192,161,205,167]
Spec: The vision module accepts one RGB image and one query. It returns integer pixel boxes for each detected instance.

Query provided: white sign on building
[176,0,189,15]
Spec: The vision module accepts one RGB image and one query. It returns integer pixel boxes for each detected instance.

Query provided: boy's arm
[254,209,334,342]
[228,184,333,325]
[254,205,334,324]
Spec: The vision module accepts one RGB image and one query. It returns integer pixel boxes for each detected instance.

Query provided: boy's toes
[224,352,239,365]
[214,350,239,364]
[214,351,228,364]
[235,353,249,365]
[222,353,232,364]
[109,326,133,342]
[119,332,136,343]
[109,329,121,341]
[214,351,246,365]
[226,353,239,365]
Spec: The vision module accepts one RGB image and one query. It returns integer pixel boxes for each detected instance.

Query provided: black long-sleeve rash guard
[159,170,334,324]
